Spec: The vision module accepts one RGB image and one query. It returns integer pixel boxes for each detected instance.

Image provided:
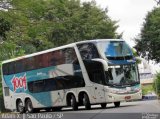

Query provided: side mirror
[91,58,108,71]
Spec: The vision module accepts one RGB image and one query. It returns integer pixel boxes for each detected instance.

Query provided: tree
[0,18,11,41]
[153,73,160,97]
[0,0,119,53]
[135,7,160,63]
[154,0,160,5]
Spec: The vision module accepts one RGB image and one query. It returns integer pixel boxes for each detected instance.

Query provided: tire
[17,100,25,113]
[82,93,91,110]
[101,103,107,108]
[70,95,78,110]
[114,102,120,107]
[25,99,34,113]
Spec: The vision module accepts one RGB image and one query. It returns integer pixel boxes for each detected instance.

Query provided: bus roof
[2,39,124,64]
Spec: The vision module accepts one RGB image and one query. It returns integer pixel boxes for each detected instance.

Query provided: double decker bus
[1,39,142,113]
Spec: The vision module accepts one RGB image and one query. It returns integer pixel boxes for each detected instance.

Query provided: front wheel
[25,99,34,113]
[114,102,120,107]
[83,94,91,110]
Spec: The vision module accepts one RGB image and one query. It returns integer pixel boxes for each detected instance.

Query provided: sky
[81,0,160,73]
[82,0,157,47]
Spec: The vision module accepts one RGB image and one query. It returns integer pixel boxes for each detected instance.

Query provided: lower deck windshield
[83,60,139,87]
[105,64,139,87]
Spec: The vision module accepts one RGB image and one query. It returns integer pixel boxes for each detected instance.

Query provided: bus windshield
[98,41,133,58]
[104,64,139,87]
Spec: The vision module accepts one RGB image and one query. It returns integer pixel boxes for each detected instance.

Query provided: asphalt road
[13,100,160,119]
[44,100,160,119]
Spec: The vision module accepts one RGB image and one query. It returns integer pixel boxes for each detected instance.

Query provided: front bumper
[106,91,142,102]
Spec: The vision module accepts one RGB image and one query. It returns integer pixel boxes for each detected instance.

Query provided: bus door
[84,61,106,103]
[92,66,106,103]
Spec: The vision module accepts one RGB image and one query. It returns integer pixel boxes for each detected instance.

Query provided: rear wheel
[114,102,120,107]
[70,95,78,110]
[101,103,107,108]
[83,93,91,110]
[17,100,25,113]
[25,99,34,113]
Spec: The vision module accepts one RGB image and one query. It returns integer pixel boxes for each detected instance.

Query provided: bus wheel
[101,103,107,108]
[17,99,25,113]
[25,99,34,113]
[70,95,78,110]
[83,93,91,110]
[114,102,120,107]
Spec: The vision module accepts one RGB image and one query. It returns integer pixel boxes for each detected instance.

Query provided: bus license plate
[125,96,131,100]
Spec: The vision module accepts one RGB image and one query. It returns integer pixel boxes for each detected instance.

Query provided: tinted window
[4,87,10,96]
[3,47,85,92]
[28,76,85,93]
[15,60,25,73]
[77,43,100,60]
[83,60,105,85]
[8,62,15,74]
[35,54,49,69]
[2,63,9,75]
[27,48,85,93]
[27,57,36,70]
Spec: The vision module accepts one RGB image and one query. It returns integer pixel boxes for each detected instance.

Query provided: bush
[142,84,154,96]
[153,73,160,97]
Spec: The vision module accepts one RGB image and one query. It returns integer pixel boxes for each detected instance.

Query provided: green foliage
[0,42,25,61]
[0,18,11,40]
[132,48,141,64]
[0,0,118,54]
[142,84,154,96]
[0,0,119,112]
[135,7,160,63]
[153,73,160,97]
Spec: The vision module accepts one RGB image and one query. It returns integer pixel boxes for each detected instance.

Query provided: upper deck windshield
[98,41,133,59]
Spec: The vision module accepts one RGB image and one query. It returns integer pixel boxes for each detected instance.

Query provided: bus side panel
[2,79,15,110]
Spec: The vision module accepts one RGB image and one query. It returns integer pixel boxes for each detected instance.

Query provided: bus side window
[36,54,49,69]
[63,48,78,64]
[2,63,9,75]
[15,60,25,73]
[4,87,10,96]
[25,57,36,71]
[8,62,15,75]
[77,43,100,60]
[32,80,45,93]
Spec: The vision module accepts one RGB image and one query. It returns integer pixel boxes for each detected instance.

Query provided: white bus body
[1,39,142,113]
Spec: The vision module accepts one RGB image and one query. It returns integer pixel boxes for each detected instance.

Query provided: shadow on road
[39,103,139,113]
